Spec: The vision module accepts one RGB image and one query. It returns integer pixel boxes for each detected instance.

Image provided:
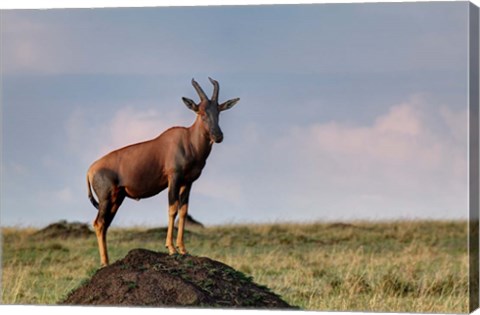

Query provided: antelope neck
[189,115,212,159]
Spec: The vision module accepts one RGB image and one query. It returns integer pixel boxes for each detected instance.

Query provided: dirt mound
[121,227,198,242]
[327,222,357,229]
[33,220,93,239]
[61,248,294,309]
[327,222,374,231]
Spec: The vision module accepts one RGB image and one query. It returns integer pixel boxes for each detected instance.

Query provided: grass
[1,220,469,312]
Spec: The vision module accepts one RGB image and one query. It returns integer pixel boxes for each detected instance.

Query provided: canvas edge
[469,1,480,313]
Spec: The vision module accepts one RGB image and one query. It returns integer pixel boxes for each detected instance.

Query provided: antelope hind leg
[92,185,125,266]
[93,210,110,266]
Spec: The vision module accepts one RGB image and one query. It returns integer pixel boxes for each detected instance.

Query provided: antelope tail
[87,173,99,209]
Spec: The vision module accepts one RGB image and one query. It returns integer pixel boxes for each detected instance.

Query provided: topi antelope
[86,78,239,266]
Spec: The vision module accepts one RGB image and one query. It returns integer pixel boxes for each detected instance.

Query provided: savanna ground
[1,220,469,313]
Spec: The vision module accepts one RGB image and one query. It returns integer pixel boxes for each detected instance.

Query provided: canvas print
[1,1,479,313]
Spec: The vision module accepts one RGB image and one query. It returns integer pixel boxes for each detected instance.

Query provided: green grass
[1,220,469,312]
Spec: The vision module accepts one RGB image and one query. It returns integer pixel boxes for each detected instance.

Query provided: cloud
[268,95,468,219]
[62,95,468,223]
[195,177,244,204]
[10,161,29,176]
[54,187,74,203]
[439,105,468,143]
[305,98,443,168]
[35,186,74,208]
[65,104,245,203]
[65,106,186,163]
[1,10,232,76]
[3,4,466,77]
[97,107,181,155]
[2,14,65,75]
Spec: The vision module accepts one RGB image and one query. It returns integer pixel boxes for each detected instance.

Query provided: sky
[0,1,474,227]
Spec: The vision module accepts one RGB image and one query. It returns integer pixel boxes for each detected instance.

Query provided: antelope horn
[209,77,219,102]
[191,78,208,102]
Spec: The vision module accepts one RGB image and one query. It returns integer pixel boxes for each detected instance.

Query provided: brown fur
[87,78,239,266]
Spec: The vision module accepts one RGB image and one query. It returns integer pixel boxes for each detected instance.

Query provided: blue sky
[1,2,473,227]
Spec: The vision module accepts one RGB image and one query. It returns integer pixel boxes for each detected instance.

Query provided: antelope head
[182,78,240,143]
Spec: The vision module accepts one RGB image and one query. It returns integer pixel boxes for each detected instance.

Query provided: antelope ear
[218,98,240,112]
[182,97,198,112]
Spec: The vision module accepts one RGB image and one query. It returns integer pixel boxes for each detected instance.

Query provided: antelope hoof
[178,247,188,255]
[166,245,178,255]
[100,257,109,267]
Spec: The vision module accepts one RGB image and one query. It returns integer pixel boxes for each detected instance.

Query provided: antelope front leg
[176,184,191,255]
[165,203,178,255]
[165,176,180,255]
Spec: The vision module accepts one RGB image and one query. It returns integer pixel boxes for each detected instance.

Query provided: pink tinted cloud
[307,97,452,169]
[66,105,186,162]
[271,96,468,219]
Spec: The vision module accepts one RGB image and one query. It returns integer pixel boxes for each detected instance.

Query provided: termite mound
[60,248,295,309]
[33,220,93,240]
